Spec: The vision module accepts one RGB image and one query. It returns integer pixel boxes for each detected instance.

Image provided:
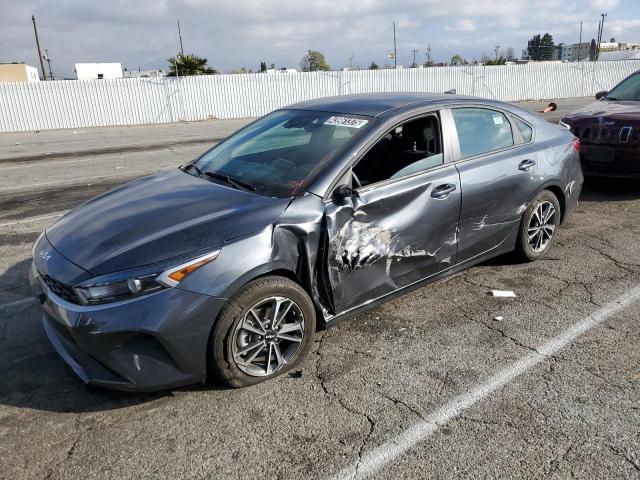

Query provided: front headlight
[74,250,220,305]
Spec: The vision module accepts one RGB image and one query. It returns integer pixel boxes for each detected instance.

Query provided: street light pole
[577,21,583,62]
[31,15,47,81]
[43,49,53,80]
[177,20,184,57]
[393,21,397,67]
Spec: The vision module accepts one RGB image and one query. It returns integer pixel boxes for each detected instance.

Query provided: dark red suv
[560,71,640,177]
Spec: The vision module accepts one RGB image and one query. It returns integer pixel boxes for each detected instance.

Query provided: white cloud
[607,19,640,38]
[2,0,638,76]
[446,19,476,32]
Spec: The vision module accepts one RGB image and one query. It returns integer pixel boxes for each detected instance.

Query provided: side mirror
[333,184,359,200]
[595,90,608,100]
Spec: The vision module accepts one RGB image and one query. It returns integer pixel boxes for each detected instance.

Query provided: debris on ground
[494,315,504,321]
[490,290,517,298]
[288,370,303,379]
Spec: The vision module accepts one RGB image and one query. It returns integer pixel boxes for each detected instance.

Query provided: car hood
[46,169,290,275]
[563,99,640,124]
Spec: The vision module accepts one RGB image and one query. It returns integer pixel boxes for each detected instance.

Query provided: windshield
[191,109,373,197]
[606,73,640,101]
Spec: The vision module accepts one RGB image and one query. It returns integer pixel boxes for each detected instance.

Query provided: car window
[513,117,533,143]
[194,109,372,197]
[353,114,444,187]
[232,123,312,157]
[605,73,640,101]
[452,108,514,158]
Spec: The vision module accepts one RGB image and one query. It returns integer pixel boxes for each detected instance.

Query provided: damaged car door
[324,112,461,314]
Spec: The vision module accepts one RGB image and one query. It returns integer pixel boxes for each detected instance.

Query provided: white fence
[1,60,638,133]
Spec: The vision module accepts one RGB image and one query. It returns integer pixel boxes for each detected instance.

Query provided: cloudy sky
[2,0,639,78]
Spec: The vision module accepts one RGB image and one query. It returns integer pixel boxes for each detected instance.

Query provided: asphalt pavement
[1,96,639,480]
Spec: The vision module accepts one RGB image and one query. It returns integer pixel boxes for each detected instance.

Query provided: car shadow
[0,258,182,413]
[580,176,640,202]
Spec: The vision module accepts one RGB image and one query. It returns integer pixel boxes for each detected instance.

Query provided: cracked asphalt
[1,97,639,479]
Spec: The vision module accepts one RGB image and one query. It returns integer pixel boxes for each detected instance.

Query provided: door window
[452,108,514,158]
[512,116,533,143]
[353,114,443,187]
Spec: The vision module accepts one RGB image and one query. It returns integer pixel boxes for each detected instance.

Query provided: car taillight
[572,137,580,152]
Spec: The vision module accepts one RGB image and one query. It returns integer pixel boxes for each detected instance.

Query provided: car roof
[287,92,476,117]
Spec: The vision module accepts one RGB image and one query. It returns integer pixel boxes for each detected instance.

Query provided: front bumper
[30,262,226,391]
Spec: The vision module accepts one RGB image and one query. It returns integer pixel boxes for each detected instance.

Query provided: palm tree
[167,54,217,76]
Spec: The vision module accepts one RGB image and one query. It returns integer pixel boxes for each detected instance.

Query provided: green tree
[300,50,331,71]
[450,54,464,65]
[167,54,217,76]
[527,33,555,61]
[485,57,507,65]
[260,61,267,72]
[589,39,597,61]
[369,61,380,70]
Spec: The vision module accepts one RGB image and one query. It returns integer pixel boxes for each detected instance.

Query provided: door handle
[518,159,536,171]
[431,183,457,199]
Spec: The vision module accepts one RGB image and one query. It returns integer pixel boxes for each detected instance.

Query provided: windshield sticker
[492,115,504,125]
[324,116,369,128]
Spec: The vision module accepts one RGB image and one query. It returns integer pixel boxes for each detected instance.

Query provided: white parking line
[0,212,68,228]
[0,297,37,312]
[330,285,640,480]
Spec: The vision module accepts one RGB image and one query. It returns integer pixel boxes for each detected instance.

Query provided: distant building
[560,43,590,62]
[124,69,166,78]
[0,63,40,83]
[599,41,640,52]
[597,49,640,61]
[75,63,123,80]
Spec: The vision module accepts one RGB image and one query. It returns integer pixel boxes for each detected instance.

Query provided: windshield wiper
[203,171,256,192]
[182,163,203,177]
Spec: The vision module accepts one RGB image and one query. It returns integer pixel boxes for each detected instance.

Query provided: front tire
[208,275,316,388]
[515,190,561,262]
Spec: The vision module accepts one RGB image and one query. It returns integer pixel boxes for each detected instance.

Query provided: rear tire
[208,275,316,388]
[514,190,561,262]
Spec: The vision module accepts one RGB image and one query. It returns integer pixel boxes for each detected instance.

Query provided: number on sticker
[324,116,369,128]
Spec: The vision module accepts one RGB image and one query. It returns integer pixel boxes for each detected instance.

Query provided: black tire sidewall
[208,276,316,388]
[517,190,561,262]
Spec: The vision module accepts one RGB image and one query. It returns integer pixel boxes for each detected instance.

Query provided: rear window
[452,108,514,158]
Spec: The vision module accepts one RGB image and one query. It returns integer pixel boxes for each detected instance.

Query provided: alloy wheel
[527,200,556,253]
[231,296,305,376]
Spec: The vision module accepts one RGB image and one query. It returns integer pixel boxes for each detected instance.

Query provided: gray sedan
[30,93,583,391]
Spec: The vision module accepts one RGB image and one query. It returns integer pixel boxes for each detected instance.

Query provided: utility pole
[494,45,500,61]
[596,13,607,59]
[43,49,53,80]
[177,20,184,57]
[393,21,397,67]
[577,21,583,62]
[411,49,418,67]
[31,15,47,81]
[426,44,431,66]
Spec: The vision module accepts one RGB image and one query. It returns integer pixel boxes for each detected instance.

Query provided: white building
[560,43,590,62]
[75,63,123,80]
[0,63,40,83]
[599,41,640,52]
